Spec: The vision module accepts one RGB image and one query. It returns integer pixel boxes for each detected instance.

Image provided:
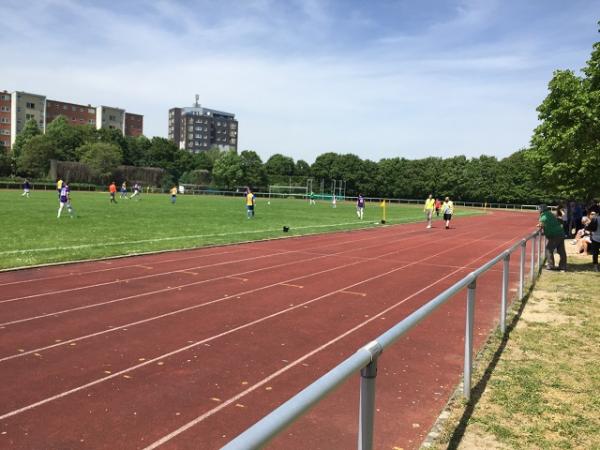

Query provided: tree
[265,153,295,175]
[124,135,151,166]
[11,119,41,161]
[0,149,11,176]
[529,28,600,201]
[45,116,87,161]
[239,150,267,188]
[295,159,310,177]
[78,142,123,183]
[16,135,58,177]
[212,150,243,189]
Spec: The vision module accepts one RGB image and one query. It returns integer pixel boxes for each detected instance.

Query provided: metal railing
[223,229,544,450]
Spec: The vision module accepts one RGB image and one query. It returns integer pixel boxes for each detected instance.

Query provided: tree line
[1,24,598,203]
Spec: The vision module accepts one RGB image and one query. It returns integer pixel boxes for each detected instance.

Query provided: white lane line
[0,229,441,360]
[341,290,367,297]
[143,235,524,448]
[0,248,250,288]
[0,221,381,256]
[0,222,406,303]
[0,250,295,304]
[280,283,303,289]
[0,223,444,323]
[0,227,514,420]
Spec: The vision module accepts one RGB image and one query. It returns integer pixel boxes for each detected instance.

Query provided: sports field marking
[142,234,522,449]
[137,265,154,270]
[0,222,410,302]
[182,271,199,276]
[0,221,379,256]
[0,247,249,287]
[0,226,513,420]
[228,276,248,282]
[341,290,367,297]
[0,228,446,358]
[281,283,303,289]
[0,220,489,329]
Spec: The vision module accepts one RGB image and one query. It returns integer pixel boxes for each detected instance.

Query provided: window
[25,113,35,120]
[88,108,95,114]
[72,106,76,111]
[0,106,9,112]
[0,141,4,146]
[109,115,116,121]
[26,102,35,109]
[0,94,8,100]
[88,119,95,124]
[63,105,67,110]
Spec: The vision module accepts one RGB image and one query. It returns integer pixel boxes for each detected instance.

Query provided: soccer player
[120,181,128,199]
[246,188,255,218]
[356,193,365,219]
[57,181,74,218]
[130,182,141,200]
[56,178,63,198]
[170,185,178,204]
[538,204,567,271]
[22,179,31,198]
[424,194,435,228]
[309,191,316,205]
[109,181,118,204]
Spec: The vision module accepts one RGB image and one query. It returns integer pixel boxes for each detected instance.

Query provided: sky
[2,0,599,163]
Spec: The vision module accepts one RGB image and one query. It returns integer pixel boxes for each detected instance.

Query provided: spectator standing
[424,194,435,228]
[538,204,567,271]
[441,197,454,229]
[435,198,441,217]
[588,212,600,272]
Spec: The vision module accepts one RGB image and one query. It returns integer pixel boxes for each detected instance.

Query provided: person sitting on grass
[573,216,592,254]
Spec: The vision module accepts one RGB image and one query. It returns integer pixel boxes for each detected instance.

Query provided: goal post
[268,185,309,201]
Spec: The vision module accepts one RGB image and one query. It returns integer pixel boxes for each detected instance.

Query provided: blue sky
[2,0,599,163]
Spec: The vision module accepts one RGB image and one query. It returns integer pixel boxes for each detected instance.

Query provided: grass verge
[428,252,600,450]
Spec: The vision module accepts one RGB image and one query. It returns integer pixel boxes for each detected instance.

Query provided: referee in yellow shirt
[246,188,255,219]
[424,194,435,228]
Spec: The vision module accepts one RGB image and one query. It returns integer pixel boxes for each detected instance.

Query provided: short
[247,205,254,211]
[444,213,452,221]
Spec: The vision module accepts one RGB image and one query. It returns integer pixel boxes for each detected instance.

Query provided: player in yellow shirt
[442,197,455,229]
[170,186,177,204]
[245,188,255,218]
[424,194,435,228]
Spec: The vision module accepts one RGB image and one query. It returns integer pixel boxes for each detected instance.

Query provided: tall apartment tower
[168,96,238,153]
[0,88,144,150]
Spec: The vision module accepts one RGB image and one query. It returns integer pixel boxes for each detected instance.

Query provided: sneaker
[426,225,431,229]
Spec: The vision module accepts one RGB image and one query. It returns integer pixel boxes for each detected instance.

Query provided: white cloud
[1,0,598,163]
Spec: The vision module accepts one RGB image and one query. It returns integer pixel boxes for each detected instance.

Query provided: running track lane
[0,211,538,449]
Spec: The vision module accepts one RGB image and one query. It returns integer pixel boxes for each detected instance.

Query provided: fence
[223,229,545,450]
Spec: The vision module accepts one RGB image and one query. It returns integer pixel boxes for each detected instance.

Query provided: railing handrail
[222,229,542,450]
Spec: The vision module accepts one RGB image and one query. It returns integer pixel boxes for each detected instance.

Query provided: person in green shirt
[538,204,567,271]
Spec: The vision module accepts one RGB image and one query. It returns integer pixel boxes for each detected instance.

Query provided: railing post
[519,240,526,299]
[463,280,476,400]
[501,254,510,334]
[530,236,536,281]
[538,232,544,270]
[358,359,378,450]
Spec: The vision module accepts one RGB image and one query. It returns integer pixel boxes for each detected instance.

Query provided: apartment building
[46,99,97,127]
[0,88,144,150]
[125,112,143,137]
[0,91,10,149]
[168,97,238,153]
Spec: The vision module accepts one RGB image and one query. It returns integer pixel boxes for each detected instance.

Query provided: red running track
[0,211,538,449]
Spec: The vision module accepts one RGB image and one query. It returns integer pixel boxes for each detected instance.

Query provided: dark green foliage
[17,135,59,177]
[12,119,41,162]
[79,142,123,183]
[265,153,295,175]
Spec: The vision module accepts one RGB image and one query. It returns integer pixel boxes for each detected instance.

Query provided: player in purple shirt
[57,182,74,218]
[356,194,365,220]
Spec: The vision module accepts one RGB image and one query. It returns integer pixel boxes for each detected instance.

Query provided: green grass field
[0,190,481,270]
